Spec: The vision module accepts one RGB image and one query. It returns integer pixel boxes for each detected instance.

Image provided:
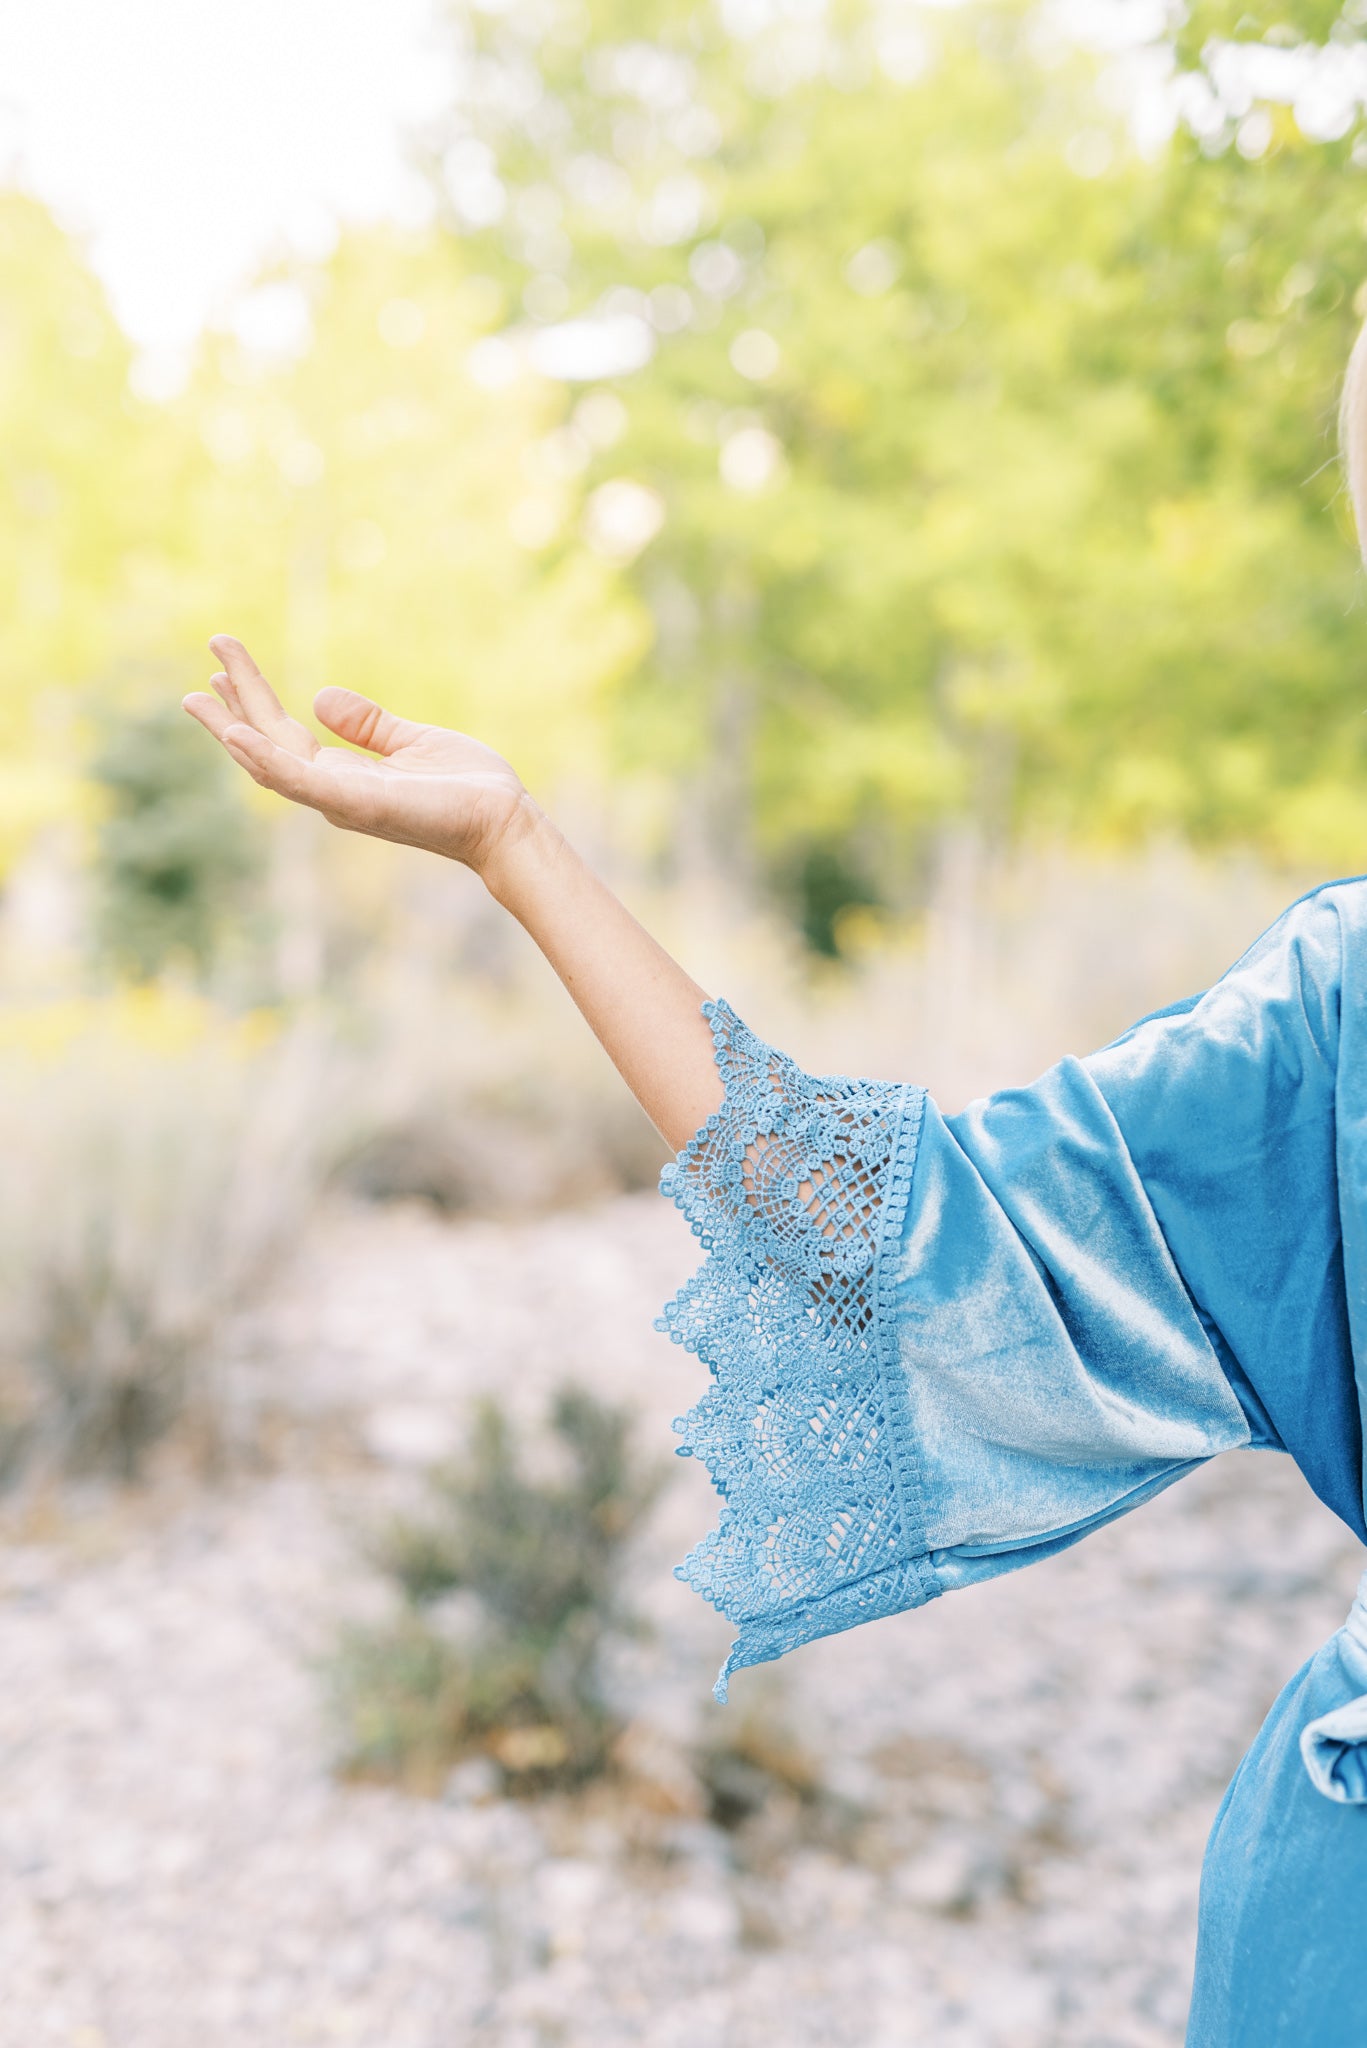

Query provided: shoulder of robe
[1091,877,1359,1066]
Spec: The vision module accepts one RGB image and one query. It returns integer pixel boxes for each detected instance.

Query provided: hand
[182,636,536,876]
[183,640,717,1149]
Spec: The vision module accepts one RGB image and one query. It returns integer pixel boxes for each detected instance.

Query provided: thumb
[315,686,425,757]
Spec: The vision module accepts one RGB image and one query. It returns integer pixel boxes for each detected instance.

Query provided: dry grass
[0,837,1313,1489]
[670,835,1306,1111]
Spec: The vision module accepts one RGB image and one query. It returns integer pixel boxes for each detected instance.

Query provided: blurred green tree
[423,0,1367,911]
[0,203,644,910]
[0,198,154,879]
[89,703,261,981]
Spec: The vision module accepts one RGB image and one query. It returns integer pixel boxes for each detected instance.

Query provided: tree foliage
[429,0,1367,900]
[3,2,1367,953]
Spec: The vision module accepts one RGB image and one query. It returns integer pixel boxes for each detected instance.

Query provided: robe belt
[1299,1569,1367,1806]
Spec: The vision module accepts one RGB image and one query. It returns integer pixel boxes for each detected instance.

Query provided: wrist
[477,795,567,911]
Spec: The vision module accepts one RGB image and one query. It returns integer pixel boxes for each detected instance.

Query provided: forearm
[481,800,723,1153]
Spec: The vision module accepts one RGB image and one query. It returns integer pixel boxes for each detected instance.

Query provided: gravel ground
[1,1193,1362,2048]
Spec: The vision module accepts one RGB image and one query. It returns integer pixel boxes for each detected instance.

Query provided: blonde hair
[1342,316,1367,562]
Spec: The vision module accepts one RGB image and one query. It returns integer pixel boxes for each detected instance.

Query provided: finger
[208,635,318,760]
[208,667,249,723]
[182,690,238,743]
[314,686,425,757]
[222,722,330,810]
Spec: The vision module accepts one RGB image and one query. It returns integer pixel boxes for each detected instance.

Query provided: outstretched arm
[183,635,721,1151]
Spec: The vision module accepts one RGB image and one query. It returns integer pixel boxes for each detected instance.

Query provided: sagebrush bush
[329,1386,667,1794]
[0,994,338,1484]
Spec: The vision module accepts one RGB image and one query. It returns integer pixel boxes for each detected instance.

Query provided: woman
[183,327,1367,2046]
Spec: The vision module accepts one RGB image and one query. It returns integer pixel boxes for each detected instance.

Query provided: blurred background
[3,1,1367,2043]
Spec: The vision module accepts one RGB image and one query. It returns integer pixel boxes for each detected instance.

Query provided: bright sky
[2,0,1361,374]
[0,0,448,357]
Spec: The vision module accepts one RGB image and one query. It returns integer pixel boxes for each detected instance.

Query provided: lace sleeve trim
[655,999,939,1700]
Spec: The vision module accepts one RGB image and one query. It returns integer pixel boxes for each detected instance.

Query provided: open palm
[183,637,529,871]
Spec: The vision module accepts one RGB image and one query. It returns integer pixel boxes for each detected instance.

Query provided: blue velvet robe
[658,877,1367,2047]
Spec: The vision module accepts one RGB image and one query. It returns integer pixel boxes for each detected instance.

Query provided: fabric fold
[1300,1693,1367,1805]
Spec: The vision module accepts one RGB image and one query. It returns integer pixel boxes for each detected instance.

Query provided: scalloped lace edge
[655,999,939,1700]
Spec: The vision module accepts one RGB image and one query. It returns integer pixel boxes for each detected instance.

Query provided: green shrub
[329,1387,666,1795]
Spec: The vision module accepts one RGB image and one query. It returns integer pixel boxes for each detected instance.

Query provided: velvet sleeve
[1083,882,1362,1537]
[657,886,1367,1697]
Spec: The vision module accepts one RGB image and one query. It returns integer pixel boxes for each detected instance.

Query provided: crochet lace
[656,1000,937,1699]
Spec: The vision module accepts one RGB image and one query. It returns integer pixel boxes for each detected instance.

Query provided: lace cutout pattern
[656,1000,938,1699]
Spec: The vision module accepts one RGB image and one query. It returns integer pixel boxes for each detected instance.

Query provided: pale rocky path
[1,1195,1361,2048]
